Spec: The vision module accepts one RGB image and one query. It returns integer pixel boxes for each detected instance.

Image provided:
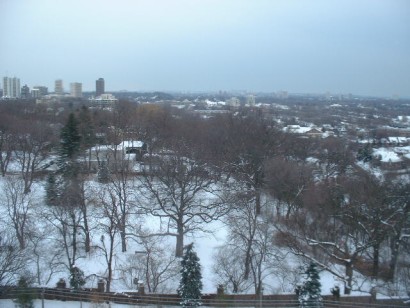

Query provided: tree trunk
[372,243,380,279]
[82,206,91,253]
[176,223,184,257]
[243,244,252,280]
[255,190,261,216]
[69,212,78,270]
[120,219,127,252]
[388,236,400,281]
[344,262,353,294]
[106,236,114,293]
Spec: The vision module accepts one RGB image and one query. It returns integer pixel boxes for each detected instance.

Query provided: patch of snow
[373,148,401,162]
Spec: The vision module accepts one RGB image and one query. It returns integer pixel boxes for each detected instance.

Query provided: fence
[0,287,409,307]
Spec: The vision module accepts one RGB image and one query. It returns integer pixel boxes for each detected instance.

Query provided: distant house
[86,140,147,172]
[140,153,163,173]
[284,125,323,138]
[387,137,409,146]
[285,125,311,133]
[305,128,323,138]
[116,140,148,161]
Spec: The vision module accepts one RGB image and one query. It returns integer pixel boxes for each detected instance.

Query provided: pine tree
[15,277,34,308]
[357,144,373,162]
[298,263,323,308]
[177,243,203,307]
[58,113,82,178]
[70,265,86,290]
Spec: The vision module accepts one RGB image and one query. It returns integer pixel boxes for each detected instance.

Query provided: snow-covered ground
[0,168,378,300]
[373,145,410,163]
[0,174,347,295]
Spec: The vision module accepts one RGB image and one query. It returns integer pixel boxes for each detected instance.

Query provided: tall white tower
[2,77,21,98]
[55,79,64,95]
[70,82,82,98]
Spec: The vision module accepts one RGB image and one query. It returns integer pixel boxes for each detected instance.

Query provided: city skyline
[1,0,409,97]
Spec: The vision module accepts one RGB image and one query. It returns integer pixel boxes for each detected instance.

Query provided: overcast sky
[1,0,409,97]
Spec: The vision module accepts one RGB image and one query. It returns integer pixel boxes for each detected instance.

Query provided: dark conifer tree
[177,243,203,307]
[69,265,86,290]
[298,263,323,308]
[58,113,81,178]
[15,277,34,308]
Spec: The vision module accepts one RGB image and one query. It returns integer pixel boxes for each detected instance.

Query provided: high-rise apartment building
[55,79,64,95]
[70,82,82,98]
[2,77,21,98]
[21,84,31,99]
[96,78,105,97]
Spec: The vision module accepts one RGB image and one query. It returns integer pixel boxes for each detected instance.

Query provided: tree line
[0,99,409,296]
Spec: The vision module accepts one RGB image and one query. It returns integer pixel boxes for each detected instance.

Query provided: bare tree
[222,194,284,294]
[106,159,138,253]
[121,233,179,293]
[0,232,26,286]
[315,137,354,180]
[139,147,224,257]
[264,156,313,219]
[43,199,84,272]
[0,115,14,176]
[276,171,406,294]
[218,112,281,215]
[212,245,253,294]
[95,184,121,292]
[1,176,35,249]
[27,229,65,285]
[12,120,54,193]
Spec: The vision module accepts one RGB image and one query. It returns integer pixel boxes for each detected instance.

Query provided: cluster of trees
[0,100,409,296]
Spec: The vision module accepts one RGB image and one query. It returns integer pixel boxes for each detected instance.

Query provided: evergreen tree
[78,106,97,173]
[177,243,203,307]
[298,263,323,308]
[70,265,86,290]
[357,144,373,162]
[77,106,96,151]
[58,113,82,178]
[15,277,34,308]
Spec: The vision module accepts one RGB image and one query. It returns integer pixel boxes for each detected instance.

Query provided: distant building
[276,91,288,99]
[31,88,40,98]
[96,78,105,97]
[55,79,64,95]
[88,93,118,106]
[70,82,82,98]
[2,76,21,98]
[246,95,256,106]
[227,97,241,108]
[33,86,48,96]
[21,84,31,99]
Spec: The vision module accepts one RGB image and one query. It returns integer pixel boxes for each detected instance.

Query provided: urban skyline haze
[0,0,409,97]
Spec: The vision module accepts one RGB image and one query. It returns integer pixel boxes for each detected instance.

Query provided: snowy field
[0,172,350,296]
[0,154,378,302]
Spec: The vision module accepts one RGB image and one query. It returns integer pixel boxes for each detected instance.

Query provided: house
[387,137,409,146]
[86,140,147,172]
[116,140,148,161]
[305,128,323,138]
